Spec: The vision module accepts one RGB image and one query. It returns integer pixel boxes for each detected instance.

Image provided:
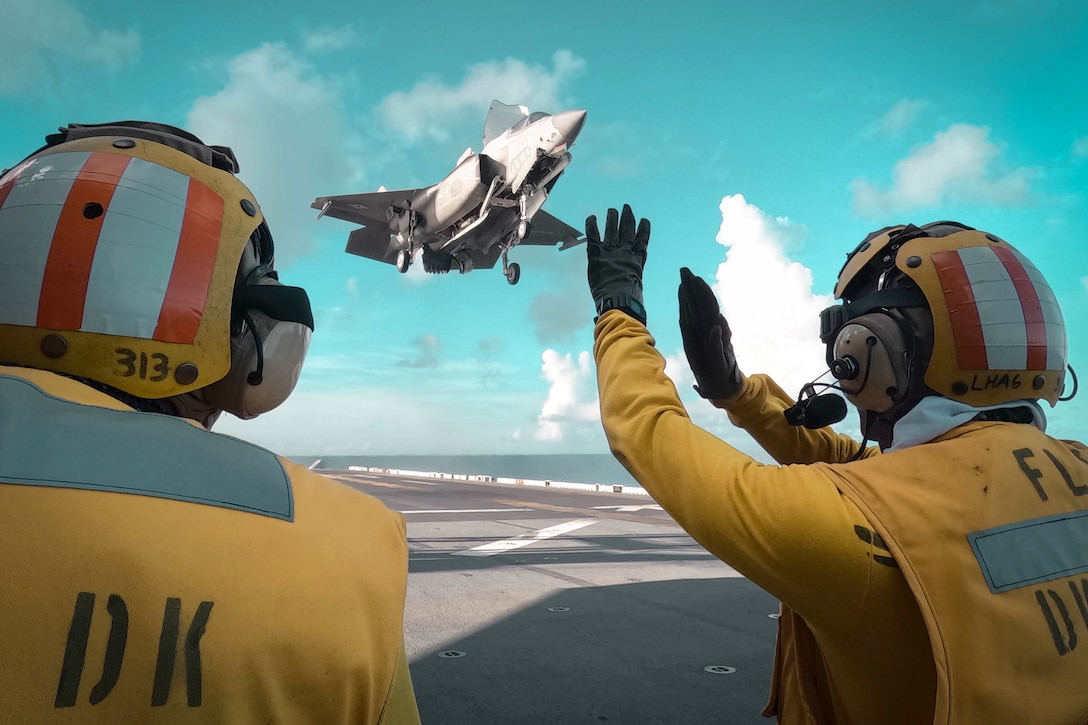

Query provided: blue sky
[2,0,1085,457]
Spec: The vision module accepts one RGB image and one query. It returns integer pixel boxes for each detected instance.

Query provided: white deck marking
[451,518,598,557]
[402,508,532,514]
[591,504,663,512]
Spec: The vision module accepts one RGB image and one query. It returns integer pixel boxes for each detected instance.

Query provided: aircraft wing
[522,209,586,249]
[311,188,425,226]
[345,225,398,265]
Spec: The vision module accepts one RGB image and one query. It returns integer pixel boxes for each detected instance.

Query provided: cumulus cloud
[303,27,356,52]
[873,99,926,136]
[1074,137,1088,157]
[534,349,600,442]
[0,0,139,96]
[852,124,1036,217]
[704,195,833,396]
[187,43,355,262]
[400,334,442,368]
[378,50,585,142]
[663,352,695,393]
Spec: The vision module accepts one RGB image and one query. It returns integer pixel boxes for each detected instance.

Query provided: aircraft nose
[551,109,587,143]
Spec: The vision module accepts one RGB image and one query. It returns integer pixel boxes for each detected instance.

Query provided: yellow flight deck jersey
[594,312,1088,725]
[0,366,420,724]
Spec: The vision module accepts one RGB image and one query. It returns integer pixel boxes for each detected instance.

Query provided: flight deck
[322,468,778,725]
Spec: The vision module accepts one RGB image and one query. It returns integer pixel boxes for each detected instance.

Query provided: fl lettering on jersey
[970,444,1088,657]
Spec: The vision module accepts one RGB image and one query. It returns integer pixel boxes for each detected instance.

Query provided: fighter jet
[311,100,587,285]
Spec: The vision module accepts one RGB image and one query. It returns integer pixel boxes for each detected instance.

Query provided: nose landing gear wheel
[505,262,521,285]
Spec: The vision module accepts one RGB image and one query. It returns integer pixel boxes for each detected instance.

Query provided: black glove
[678,267,743,400]
[586,204,650,324]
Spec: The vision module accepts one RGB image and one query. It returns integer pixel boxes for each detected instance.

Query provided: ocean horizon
[291,453,642,489]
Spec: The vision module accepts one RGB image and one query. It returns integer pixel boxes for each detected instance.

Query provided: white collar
[888,396,1047,452]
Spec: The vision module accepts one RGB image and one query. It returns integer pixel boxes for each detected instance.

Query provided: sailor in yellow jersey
[0,122,420,723]
[585,205,1088,724]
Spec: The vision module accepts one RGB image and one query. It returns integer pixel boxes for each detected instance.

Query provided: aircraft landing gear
[505,262,521,285]
[516,186,534,242]
[396,248,411,273]
[501,248,520,286]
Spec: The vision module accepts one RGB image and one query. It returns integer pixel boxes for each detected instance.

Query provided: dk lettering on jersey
[55,592,213,709]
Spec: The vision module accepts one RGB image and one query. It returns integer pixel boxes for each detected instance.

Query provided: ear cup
[832,313,910,413]
[200,230,311,420]
[201,311,310,419]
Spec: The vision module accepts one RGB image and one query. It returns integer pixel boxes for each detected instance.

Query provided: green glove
[678,267,743,400]
[586,204,650,324]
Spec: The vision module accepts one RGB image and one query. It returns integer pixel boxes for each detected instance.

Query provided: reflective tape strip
[0,152,225,344]
[153,178,223,343]
[968,510,1088,593]
[991,246,1047,370]
[81,156,190,340]
[934,246,1064,371]
[38,152,134,330]
[959,245,1027,371]
[0,375,293,520]
[0,154,89,327]
[933,249,987,369]
[1019,253,1066,370]
[0,157,36,208]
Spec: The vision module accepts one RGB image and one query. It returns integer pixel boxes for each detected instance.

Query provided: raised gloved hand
[586,204,650,324]
[678,267,743,400]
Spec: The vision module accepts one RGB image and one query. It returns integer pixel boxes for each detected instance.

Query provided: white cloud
[534,349,600,442]
[187,43,356,262]
[701,194,833,397]
[0,0,139,95]
[874,99,926,136]
[1074,137,1088,157]
[378,50,585,142]
[664,352,695,393]
[852,124,1035,217]
[303,27,356,52]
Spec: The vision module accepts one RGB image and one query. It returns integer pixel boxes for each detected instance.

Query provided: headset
[828,311,915,414]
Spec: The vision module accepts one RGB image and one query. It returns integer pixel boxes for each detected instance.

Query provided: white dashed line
[451,519,599,557]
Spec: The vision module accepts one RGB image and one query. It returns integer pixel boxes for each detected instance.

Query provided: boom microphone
[783,379,848,429]
[784,394,847,429]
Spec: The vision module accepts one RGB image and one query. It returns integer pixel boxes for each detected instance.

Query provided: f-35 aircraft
[311,100,587,285]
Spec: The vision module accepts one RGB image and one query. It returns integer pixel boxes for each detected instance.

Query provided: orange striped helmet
[820,222,1068,407]
[0,123,313,409]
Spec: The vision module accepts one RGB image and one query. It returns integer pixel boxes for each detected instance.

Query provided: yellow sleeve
[593,311,876,620]
[716,373,875,464]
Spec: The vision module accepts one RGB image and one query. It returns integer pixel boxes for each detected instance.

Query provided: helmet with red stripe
[819,222,1068,419]
[0,122,314,426]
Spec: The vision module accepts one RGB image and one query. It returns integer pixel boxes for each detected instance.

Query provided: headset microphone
[783,380,848,429]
